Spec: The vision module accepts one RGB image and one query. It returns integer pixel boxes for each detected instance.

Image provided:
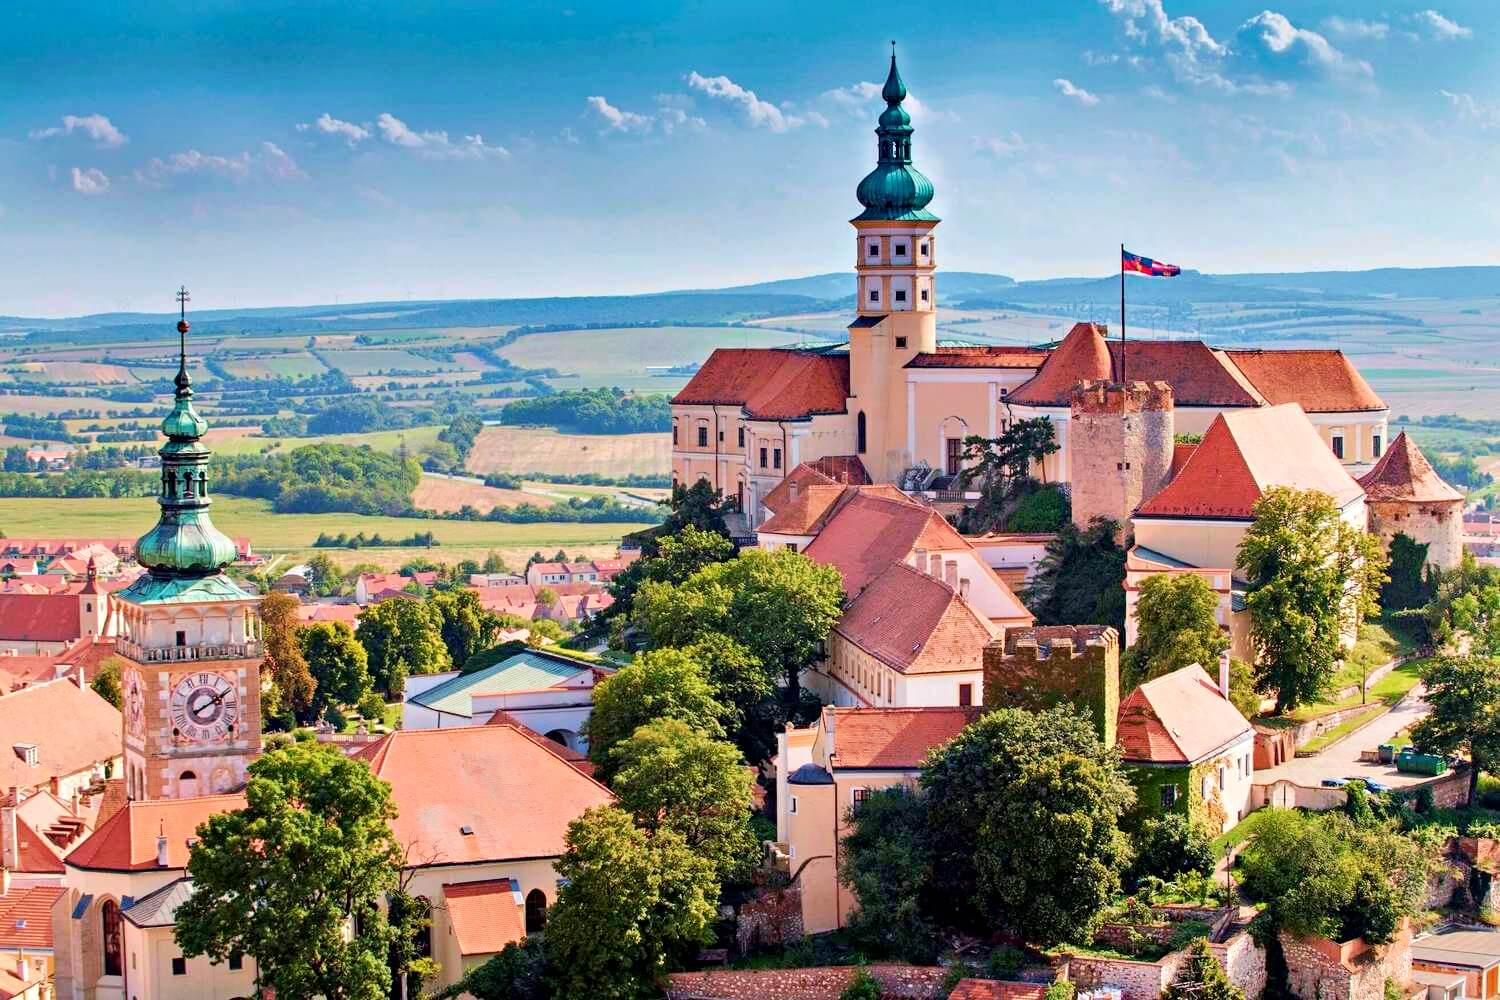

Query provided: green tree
[1412,655,1500,803]
[1021,517,1127,634]
[1126,573,1229,689]
[956,418,1061,532]
[1238,487,1389,713]
[608,525,737,627]
[659,479,730,540]
[1383,533,1435,611]
[584,649,729,780]
[306,552,345,597]
[840,968,883,1000]
[546,805,717,1000]
[1129,813,1215,888]
[430,588,501,667]
[260,591,316,717]
[609,719,758,885]
[839,786,937,963]
[299,621,372,719]
[1163,938,1245,1000]
[90,656,123,709]
[634,547,844,704]
[174,742,404,1000]
[921,706,1134,946]
[356,597,452,698]
[683,633,775,759]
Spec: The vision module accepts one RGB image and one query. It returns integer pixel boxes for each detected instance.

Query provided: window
[1160,784,1178,808]
[919,242,929,256]
[1331,431,1345,460]
[1373,433,1383,457]
[175,630,187,647]
[894,289,907,303]
[895,336,907,349]
[102,900,123,976]
[920,288,929,302]
[868,243,879,257]
[895,243,907,255]
[869,289,879,303]
[857,412,867,454]
[851,787,870,814]
[958,683,973,707]
[229,955,243,972]
[697,424,708,448]
[759,447,768,469]
[790,795,797,814]
[172,957,187,976]
[1201,775,1213,798]
[673,422,678,445]
[525,889,548,934]
[737,426,745,448]
[1218,767,1226,791]
[946,437,963,476]
[773,448,782,470]
[718,428,724,442]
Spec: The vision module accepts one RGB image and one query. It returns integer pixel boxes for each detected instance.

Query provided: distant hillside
[688,270,1016,301]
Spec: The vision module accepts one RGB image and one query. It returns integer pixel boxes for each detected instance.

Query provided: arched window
[525,889,548,934]
[178,770,199,797]
[857,412,867,454]
[101,899,123,976]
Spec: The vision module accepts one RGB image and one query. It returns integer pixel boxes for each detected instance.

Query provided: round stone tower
[1357,431,1464,570]
[1068,380,1175,540]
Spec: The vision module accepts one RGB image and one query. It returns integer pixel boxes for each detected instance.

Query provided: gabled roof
[761,463,837,516]
[759,485,850,536]
[948,982,1048,1000]
[672,349,850,420]
[0,885,64,950]
[66,794,245,872]
[824,706,980,769]
[0,679,121,794]
[1006,323,1112,405]
[361,724,613,865]
[803,490,966,596]
[0,593,82,642]
[1137,404,1363,520]
[1118,664,1252,765]
[1106,340,1262,407]
[1358,432,1463,504]
[408,652,593,719]
[906,346,1050,369]
[483,710,597,776]
[1224,349,1386,413]
[835,562,998,675]
[807,455,872,485]
[442,879,525,956]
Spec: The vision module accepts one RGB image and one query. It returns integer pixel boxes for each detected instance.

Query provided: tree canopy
[1125,572,1229,690]
[300,621,372,721]
[355,597,452,698]
[430,588,501,667]
[584,648,730,780]
[838,787,939,963]
[1413,655,1500,803]
[1020,517,1127,634]
[260,591,316,718]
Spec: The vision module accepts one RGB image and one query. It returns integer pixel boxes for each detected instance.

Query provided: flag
[1122,249,1181,277]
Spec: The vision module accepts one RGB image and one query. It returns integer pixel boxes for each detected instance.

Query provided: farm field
[411,474,553,512]
[317,348,460,375]
[466,426,669,478]
[206,424,445,456]
[3,361,136,383]
[496,326,798,391]
[218,353,328,379]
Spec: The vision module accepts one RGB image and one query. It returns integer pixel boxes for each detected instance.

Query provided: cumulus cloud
[586,96,653,133]
[584,95,705,135]
[1439,90,1500,128]
[258,142,307,180]
[69,167,110,195]
[1412,10,1472,40]
[686,72,825,131]
[375,113,508,159]
[1235,11,1373,80]
[1098,0,1229,89]
[297,113,370,145]
[134,142,306,186]
[1321,16,1389,40]
[1054,78,1101,106]
[30,114,127,148]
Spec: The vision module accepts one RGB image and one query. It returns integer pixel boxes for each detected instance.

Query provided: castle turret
[1068,380,1175,540]
[1357,431,1464,570]
[983,625,1120,744]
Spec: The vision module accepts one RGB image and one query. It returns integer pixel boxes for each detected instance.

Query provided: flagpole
[1120,243,1126,386]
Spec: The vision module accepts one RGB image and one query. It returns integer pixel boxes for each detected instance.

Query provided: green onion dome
[853,50,938,223]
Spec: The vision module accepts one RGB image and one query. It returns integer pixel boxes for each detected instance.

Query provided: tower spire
[853,43,935,222]
[174,285,191,397]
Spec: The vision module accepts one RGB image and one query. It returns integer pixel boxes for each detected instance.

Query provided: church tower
[116,289,264,801]
[846,47,939,484]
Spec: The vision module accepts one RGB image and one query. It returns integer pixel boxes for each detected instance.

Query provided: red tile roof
[483,711,597,777]
[295,602,363,624]
[1170,442,1198,479]
[1118,664,1253,764]
[1359,432,1463,504]
[802,490,966,596]
[1007,323,1112,405]
[762,464,838,516]
[0,593,84,642]
[361,724,612,865]
[442,879,525,956]
[1224,349,1386,413]
[948,981,1048,1000]
[14,816,66,874]
[1137,404,1363,520]
[906,346,1050,369]
[759,485,849,536]
[0,885,65,951]
[66,794,245,872]
[0,679,121,795]
[808,455,872,485]
[825,706,980,769]
[1106,341,1262,407]
[835,562,999,675]
[673,349,850,420]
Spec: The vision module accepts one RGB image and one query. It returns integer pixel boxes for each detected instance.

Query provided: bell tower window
[869,290,879,303]
[857,412,867,454]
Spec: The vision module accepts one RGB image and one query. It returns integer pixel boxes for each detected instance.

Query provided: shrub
[840,968,882,1000]
[357,692,387,722]
[985,944,1025,979]
[1007,486,1069,532]
[1129,814,1215,887]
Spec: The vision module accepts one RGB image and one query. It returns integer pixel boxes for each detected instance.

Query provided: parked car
[1348,777,1392,793]
[1321,777,1349,788]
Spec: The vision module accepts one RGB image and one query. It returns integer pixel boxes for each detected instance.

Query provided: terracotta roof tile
[948,981,1049,1000]
[1137,404,1363,520]
[0,885,64,951]
[442,879,525,956]
[295,602,363,624]
[0,679,120,794]
[1170,442,1198,479]
[1359,432,1463,504]
[906,347,1050,369]
[673,349,849,420]
[1106,341,1262,407]
[1007,323,1112,405]
[802,490,965,596]
[14,816,66,874]
[0,593,85,642]
[1118,664,1252,764]
[808,455,872,485]
[1224,350,1385,413]
[761,464,838,516]
[66,794,245,872]
[483,711,597,777]
[759,485,849,536]
[835,562,998,675]
[825,706,980,769]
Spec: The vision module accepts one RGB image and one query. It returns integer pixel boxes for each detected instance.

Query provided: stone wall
[1279,923,1412,1000]
[983,625,1120,744]
[1368,502,1463,572]
[1211,931,1267,1000]
[1068,380,1174,541]
[665,964,948,999]
[1068,951,1184,1000]
[736,887,804,954]
[1427,768,1472,809]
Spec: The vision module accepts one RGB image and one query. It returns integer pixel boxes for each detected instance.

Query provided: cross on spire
[174,285,192,395]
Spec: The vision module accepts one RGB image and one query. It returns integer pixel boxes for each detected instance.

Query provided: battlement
[1071,379,1175,414]
[984,625,1120,743]
[1001,624,1119,661]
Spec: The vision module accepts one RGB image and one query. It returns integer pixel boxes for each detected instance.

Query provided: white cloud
[586,96,653,133]
[1054,78,1101,106]
[820,81,953,122]
[375,113,508,159]
[1321,16,1390,40]
[354,184,397,208]
[1439,90,1500,128]
[298,113,370,145]
[258,142,307,180]
[1413,10,1472,40]
[972,132,1029,158]
[686,72,824,131]
[30,113,127,148]
[1099,0,1229,89]
[133,143,306,186]
[1143,84,1178,103]
[69,167,110,195]
[655,107,707,134]
[1236,11,1373,80]
[584,96,705,136]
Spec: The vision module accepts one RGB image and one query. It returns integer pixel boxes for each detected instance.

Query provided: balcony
[118,640,263,664]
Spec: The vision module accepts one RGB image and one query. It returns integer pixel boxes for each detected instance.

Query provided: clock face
[169,672,239,743]
[122,668,146,742]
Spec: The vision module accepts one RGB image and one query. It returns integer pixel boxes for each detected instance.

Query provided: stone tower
[845,47,939,483]
[1358,431,1464,571]
[1068,380,1175,540]
[982,625,1120,745]
[116,293,264,802]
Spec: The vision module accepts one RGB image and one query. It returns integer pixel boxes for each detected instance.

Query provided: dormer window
[13,743,38,766]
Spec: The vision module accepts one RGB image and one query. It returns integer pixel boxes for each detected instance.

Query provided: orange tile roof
[949,981,1048,1000]
[1106,341,1262,407]
[66,794,245,872]
[14,816,66,875]
[759,485,849,536]
[825,706,980,769]
[672,349,850,420]
[0,679,121,794]
[1170,442,1198,479]
[295,602,363,624]
[807,455,872,485]
[1007,323,1112,405]
[906,347,1050,369]
[363,725,612,865]
[0,593,86,642]
[1137,404,1363,520]
[1118,664,1253,764]
[802,490,965,596]
[1224,349,1386,413]
[761,464,838,516]
[1359,432,1463,504]
[0,885,64,951]
[482,712,597,777]
[442,879,525,956]
[835,562,999,675]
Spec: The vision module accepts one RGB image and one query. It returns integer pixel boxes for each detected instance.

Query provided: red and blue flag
[1122,249,1181,277]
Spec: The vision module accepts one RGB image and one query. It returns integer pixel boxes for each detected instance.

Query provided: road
[1253,685,1433,790]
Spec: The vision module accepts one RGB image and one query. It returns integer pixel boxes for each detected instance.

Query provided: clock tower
[116,289,264,801]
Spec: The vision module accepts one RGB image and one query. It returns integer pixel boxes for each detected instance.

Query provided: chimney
[944,560,959,590]
[157,820,170,867]
[2,787,17,871]
[959,578,971,600]
[823,707,836,760]
[75,667,86,689]
[929,553,942,577]
[1218,650,1232,702]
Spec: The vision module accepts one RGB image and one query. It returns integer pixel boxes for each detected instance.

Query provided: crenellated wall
[983,625,1120,744]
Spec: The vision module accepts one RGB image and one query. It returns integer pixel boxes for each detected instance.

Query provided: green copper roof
[409,651,596,718]
[118,571,257,606]
[854,51,938,223]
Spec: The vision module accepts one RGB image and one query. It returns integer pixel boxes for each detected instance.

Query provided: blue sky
[4,0,1499,316]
